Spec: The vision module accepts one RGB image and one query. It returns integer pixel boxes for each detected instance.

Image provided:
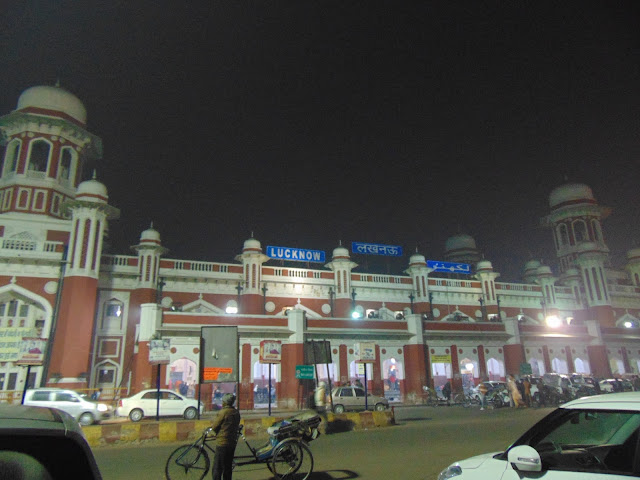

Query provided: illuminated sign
[259,340,282,364]
[427,260,471,274]
[149,339,171,365]
[352,242,402,257]
[266,246,325,263]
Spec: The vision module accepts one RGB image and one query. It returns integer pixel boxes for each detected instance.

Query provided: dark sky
[2,2,639,281]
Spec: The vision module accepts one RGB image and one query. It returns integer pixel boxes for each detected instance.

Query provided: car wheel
[333,404,345,414]
[184,407,198,420]
[493,396,503,408]
[129,408,144,422]
[374,403,386,411]
[78,412,95,426]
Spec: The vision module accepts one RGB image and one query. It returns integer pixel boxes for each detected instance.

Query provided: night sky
[2,2,639,281]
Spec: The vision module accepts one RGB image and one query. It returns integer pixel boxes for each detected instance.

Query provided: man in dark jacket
[211,393,241,480]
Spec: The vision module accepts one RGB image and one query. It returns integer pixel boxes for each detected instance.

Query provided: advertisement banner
[0,327,38,362]
[148,339,171,365]
[259,340,282,364]
[16,337,47,365]
[304,340,332,365]
[431,354,452,364]
[200,326,239,383]
[354,342,376,363]
[352,242,403,257]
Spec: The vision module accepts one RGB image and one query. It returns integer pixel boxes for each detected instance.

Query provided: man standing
[211,393,241,480]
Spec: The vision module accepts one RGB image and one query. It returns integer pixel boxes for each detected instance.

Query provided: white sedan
[438,391,640,479]
[116,389,202,422]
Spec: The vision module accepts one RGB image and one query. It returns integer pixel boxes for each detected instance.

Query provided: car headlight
[97,403,108,412]
[437,465,462,480]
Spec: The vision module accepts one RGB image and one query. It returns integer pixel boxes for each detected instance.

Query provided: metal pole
[156,364,161,421]
[268,364,272,416]
[364,363,369,411]
[41,246,68,384]
[324,340,334,411]
[21,365,31,404]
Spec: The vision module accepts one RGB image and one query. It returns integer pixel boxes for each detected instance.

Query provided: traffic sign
[295,365,315,379]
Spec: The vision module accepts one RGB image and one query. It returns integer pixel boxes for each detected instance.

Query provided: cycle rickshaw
[165,411,322,480]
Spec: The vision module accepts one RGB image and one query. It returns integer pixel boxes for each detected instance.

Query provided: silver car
[23,388,111,426]
[329,386,388,413]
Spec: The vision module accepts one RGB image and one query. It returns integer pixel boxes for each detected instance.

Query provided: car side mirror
[507,445,541,472]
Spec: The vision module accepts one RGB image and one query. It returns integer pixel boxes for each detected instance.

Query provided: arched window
[3,139,21,175]
[591,220,603,243]
[59,146,76,182]
[101,299,124,331]
[572,220,588,243]
[27,139,51,174]
[557,224,569,246]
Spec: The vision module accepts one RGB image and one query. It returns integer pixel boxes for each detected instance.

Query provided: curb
[83,410,395,447]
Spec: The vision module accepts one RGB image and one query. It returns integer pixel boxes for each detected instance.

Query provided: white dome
[476,260,493,271]
[627,248,640,262]
[332,246,350,259]
[536,265,553,276]
[76,179,108,203]
[17,85,87,124]
[549,183,595,209]
[140,226,161,244]
[409,253,426,265]
[445,234,477,252]
[524,260,541,271]
[243,238,262,252]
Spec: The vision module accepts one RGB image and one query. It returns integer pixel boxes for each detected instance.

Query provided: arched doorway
[169,357,197,398]
[528,357,545,376]
[253,362,279,408]
[459,358,477,393]
[551,357,568,374]
[93,361,118,399]
[382,358,404,401]
[431,361,452,392]
[574,357,590,374]
[486,357,504,381]
[610,358,625,375]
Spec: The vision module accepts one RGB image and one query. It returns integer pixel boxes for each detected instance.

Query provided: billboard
[304,340,332,365]
[427,260,471,275]
[200,326,239,383]
[354,342,376,363]
[266,246,326,263]
[352,242,403,257]
[259,340,282,364]
[16,337,47,366]
[148,339,171,365]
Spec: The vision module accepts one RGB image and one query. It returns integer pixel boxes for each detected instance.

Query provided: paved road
[94,405,553,479]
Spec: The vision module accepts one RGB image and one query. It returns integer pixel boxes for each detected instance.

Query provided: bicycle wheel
[165,444,209,480]
[270,440,313,480]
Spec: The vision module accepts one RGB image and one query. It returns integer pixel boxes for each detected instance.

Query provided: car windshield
[502,408,640,474]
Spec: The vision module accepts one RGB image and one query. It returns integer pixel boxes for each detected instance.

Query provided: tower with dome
[0,84,640,409]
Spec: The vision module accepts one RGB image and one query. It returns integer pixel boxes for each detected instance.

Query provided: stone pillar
[403,314,428,403]
[339,344,349,385]
[372,344,384,395]
[239,343,253,410]
[279,309,306,409]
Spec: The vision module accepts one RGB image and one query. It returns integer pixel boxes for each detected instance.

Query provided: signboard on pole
[304,340,332,364]
[16,337,46,365]
[148,339,171,365]
[259,340,282,364]
[354,342,376,363]
[295,365,315,379]
[200,326,239,383]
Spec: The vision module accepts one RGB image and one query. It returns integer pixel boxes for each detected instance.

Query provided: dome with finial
[76,172,108,203]
[549,183,596,209]
[332,244,350,260]
[409,251,426,267]
[140,223,161,245]
[16,84,87,125]
[242,236,262,253]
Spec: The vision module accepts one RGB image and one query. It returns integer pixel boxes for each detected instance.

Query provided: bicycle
[165,412,321,480]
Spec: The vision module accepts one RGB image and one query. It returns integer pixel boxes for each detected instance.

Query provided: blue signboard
[352,242,403,257]
[427,260,471,275]
[266,246,326,263]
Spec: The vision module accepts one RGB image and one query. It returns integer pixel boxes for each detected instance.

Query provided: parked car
[599,378,634,393]
[23,388,111,426]
[438,392,640,480]
[115,389,203,422]
[0,404,103,479]
[329,386,388,413]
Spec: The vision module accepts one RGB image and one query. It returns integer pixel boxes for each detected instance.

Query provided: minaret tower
[405,251,430,314]
[131,224,168,292]
[0,85,102,218]
[475,260,500,318]
[235,237,269,314]
[325,245,357,318]
[48,176,119,386]
[542,183,614,326]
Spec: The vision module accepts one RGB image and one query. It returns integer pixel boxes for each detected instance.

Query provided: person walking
[314,381,327,413]
[478,382,488,410]
[523,377,532,406]
[211,393,241,480]
[507,375,524,408]
[442,380,452,406]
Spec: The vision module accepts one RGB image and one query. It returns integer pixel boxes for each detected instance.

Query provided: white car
[438,392,640,480]
[116,389,202,422]
[23,388,111,426]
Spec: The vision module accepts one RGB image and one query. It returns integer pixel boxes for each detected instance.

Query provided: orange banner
[202,367,233,381]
